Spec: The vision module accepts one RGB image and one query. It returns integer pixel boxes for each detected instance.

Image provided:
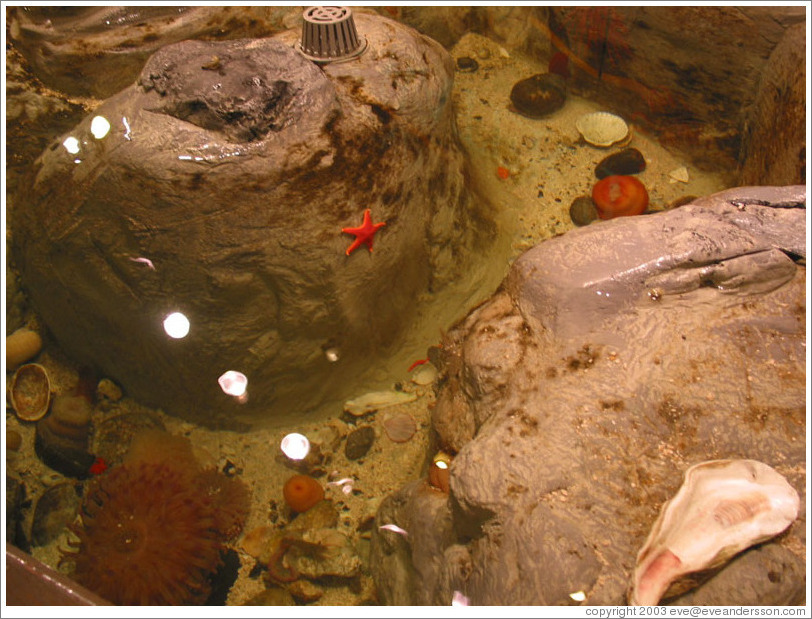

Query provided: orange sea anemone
[283,474,324,513]
[591,175,649,219]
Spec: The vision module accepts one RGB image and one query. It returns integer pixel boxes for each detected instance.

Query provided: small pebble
[569,196,599,227]
[456,56,478,73]
[7,429,22,452]
[96,378,123,402]
[345,426,375,460]
[595,148,646,179]
[510,73,567,119]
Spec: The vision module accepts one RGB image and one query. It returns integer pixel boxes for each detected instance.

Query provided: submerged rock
[370,186,807,605]
[12,13,491,428]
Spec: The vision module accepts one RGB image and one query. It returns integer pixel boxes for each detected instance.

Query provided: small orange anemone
[592,175,649,219]
[283,474,324,513]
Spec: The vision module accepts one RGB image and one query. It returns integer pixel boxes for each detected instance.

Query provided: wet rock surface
[12,13,491,428]
[370,186,807,605]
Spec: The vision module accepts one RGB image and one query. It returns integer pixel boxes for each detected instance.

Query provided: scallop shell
[382,412,417,443]
[575,111,629,147]
[629,459,799,606]
[9,363,52,421]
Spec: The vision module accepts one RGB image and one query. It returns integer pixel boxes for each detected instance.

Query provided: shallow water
[5,17,737,606]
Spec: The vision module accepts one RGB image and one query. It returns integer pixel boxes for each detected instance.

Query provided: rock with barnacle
[60,430,251,605]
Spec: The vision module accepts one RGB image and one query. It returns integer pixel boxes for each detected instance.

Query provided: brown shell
[9,363,52,421]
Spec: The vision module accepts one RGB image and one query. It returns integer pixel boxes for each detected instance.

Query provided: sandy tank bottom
[5,32,731,606]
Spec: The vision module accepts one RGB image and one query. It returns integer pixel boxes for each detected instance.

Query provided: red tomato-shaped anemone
[591,175,649,220]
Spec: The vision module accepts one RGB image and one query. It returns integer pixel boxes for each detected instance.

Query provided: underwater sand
[7,32,730,605]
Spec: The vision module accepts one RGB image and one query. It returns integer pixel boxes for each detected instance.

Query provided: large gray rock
[371,186,806,605]
[13,14,490,428]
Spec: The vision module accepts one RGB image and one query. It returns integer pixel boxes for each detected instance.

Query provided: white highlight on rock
[379,523,408,537]
[451,591,470,606]
[129,256,155,270]
[325,347,340,362]
[280,432,310,460]
[218,370,248,398]
[63,136,80,155]
[163,311,190,339]
[569,590,586,602]
[90,115,111,139]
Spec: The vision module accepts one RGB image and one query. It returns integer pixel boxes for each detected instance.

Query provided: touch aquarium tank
[3,4,807,609]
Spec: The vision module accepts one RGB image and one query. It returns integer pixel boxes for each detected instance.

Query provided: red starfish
[342,209,386,255]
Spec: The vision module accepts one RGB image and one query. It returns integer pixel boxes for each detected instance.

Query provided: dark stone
[509,73,566,119]
[569,196,598,226]
[206,548,241,605]
[31,482,81,547]
[595,148,647,179]
[345,426,376,460]
[456,56,478,72]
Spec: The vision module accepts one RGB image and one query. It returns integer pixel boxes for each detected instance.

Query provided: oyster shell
[629,459,799,606]
[9,363,52,421]
[575,111,629,147]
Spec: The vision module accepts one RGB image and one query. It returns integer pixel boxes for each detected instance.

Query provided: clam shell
[9,363,52,421]
[575,111,629,147]
[629,459,799,606]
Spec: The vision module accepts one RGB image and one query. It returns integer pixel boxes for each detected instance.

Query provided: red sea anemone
[591,175,649,219]
[60,431,250,605]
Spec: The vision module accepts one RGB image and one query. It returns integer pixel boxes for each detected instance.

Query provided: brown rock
[509,73,566,118]
[595,148,646,179]
[345,426,376,461]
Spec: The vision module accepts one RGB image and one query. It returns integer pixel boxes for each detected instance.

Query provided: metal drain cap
[296,6,367,64]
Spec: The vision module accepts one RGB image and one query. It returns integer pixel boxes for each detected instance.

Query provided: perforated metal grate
[296,6,367,63]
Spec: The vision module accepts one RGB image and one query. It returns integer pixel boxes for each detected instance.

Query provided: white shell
[668,166,690,183]
[343,390,417,416]
[575,111,629,147]
[629,459,799,606]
